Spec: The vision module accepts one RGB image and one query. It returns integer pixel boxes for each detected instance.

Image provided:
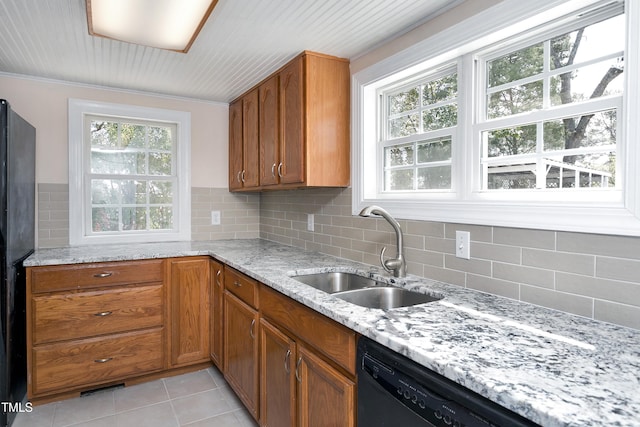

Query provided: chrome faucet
[359,205,406,278]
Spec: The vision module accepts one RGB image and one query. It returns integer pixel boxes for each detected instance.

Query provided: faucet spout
[358,205,406,278]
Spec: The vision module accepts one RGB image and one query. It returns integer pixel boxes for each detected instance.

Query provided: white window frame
[69,99,191,245]
[352,0,640,236]
[379,65,458,193]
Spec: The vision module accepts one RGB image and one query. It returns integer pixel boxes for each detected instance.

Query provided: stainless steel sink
[333,287,441,309]
[292,271,384,293]
[291,271,442,309]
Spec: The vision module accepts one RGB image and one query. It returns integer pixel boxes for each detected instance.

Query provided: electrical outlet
[211,210,221,225]
[307,213,314,232]
[456,230,470,259]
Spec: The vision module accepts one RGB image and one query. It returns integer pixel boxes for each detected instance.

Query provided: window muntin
[381,69,457,191]
[86,116,178,235]
[69,99,191,245]
[479,12,624,191]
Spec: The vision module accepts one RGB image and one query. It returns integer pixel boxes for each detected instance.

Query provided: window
[382,68,457,192]
[69,99,191,245]
[477,13,623,192]
[353,0,640,236]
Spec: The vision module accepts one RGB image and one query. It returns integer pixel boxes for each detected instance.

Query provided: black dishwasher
[357,337,540,427]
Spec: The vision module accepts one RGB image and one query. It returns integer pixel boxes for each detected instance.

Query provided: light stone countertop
[25,239,640,427]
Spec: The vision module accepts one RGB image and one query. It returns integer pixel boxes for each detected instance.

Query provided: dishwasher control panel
[362,352,494,427]
[357,337,538,427]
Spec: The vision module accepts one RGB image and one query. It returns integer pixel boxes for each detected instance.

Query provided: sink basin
[292,271,383,293]
[333,287,442,309]
[291,271,442,309]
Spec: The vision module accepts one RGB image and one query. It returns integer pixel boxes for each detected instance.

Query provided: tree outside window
[482,12,624,190]
[88,117,177,233]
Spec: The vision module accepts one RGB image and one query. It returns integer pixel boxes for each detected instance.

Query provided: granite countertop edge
[24,239,640,427]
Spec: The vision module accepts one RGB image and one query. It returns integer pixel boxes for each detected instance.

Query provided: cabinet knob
[94,311,113,317]
[233,281,242,287]
[94,357,113,363]
[93,272,113,278]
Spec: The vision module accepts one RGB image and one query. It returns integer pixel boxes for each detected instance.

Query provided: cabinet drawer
[30,259,164,293]
[31,328,163,395]
[260,286,356,375]
[32,284,163,345]
[225,268,259,309]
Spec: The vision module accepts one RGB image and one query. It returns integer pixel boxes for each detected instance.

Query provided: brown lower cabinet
[223,267,260,420]
[27,257,357,425]
[220,267,357,426]
[209,259,224,368]
[168,257,210,367]
[258,285,356,427]
[26,257,211,403]
[296,345,355,427]
[260,318,296,426]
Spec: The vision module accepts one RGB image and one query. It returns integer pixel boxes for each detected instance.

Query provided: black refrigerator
[0,100,35,427]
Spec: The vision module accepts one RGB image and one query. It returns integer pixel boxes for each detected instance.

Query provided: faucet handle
[379,246,393,274]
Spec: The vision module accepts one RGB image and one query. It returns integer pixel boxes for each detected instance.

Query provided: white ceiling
[0,0,460,103]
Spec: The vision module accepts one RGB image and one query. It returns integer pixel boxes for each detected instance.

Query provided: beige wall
[350,0,502,73]
[0,73,228,187]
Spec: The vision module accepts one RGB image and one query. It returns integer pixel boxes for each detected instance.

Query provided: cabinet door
[297,345,355,427]
[260,318,296,427]
[242,88,260,188]
[169,257,210,367]
[279,56,305,185]
[224,291,259,420]
[229,98,243,191]
[259,75,280,186]
[209,259,224,368]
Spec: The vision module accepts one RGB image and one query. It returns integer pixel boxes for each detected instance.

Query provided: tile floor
[13,367,258,427]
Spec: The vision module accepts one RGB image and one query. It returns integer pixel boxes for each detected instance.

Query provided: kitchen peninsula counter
[25,239,640,426]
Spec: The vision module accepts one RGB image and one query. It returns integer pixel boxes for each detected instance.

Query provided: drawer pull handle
[94,357,112,363]
[250,319,256,339]
[216,270,222,286]
[93,272,113,278]
[234,281,242,287]
[94,311,113,317]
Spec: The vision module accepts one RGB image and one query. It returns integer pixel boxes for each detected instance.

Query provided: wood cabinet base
[29,361,213,406]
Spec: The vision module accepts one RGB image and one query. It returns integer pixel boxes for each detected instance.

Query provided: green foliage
[485,14,623,191]
[89,119,175,233]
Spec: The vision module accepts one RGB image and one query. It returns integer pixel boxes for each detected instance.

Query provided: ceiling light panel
[87,0,217,52]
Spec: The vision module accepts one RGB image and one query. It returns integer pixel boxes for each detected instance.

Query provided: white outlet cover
[455,230,470,259]
[211,210,221,225]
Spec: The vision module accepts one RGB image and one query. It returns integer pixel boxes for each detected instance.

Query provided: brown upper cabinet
[229,89,260,190]
[229,51,350,191]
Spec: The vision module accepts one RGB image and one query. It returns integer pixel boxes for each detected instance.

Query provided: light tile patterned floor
[13,367,257,427]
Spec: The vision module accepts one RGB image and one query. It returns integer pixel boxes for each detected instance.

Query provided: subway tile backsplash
[37,183,70,248]
[37,184,640,331]
[37,185,260,248]
[191,187,260,241]
[260,187,640,331]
